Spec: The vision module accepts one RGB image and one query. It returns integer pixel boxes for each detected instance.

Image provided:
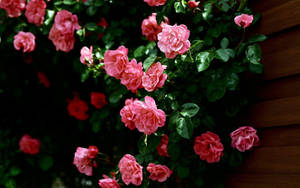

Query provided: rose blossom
[120,59,143,93]
[147,163,172,182]
[48,10,80,52]
[19,134,41,155]
[98,175,120,188]
[134,96,166,135]
[0,0,26,17]
[188,1,199,9]
[142,62,167,92]
[144,0,166,6]
[234,14,254,29]
[120,98,139,130]
[194,131,224,163]
[87,145,99,158]
[118,154,143,186]
[80,46,93,66]
[157,24,190,59]
[67,95,89,120]
[157,134,169,157]
[13,31,36,53]
[90,92,107,109]
[37,72,50,88]
[230,126,260,152]
[104,46,129,79]
[25,0,46,26]
[141,13,169,41]
[73,146,98,176]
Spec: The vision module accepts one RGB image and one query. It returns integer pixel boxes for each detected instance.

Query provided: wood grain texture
[251,0,300,35]
[248,96,300,128]
[259,27,300,80]
[226,174,300,188]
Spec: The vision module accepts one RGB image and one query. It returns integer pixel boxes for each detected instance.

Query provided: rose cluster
[120,96,166,135]
[73,146,99,176]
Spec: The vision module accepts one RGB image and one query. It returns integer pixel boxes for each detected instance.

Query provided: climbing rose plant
[0,0,266,187]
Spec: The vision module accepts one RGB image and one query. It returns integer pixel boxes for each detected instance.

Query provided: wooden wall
[226,0,300,187]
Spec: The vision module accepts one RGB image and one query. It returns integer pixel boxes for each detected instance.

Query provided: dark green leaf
[180,103,199,117]
[143,55,156,71]
[134,46,146,58]
[9,167,21,177]
[248,34,267,44]
[177,166,190,179]
[85,22,97,31]
[39,155,53,171]
[87,6,97,16]
[176,117,193,139]
[202,2,212,20]
[220,37,229,49]
[249,63,264,74]
[246,44,262,64]
[195,51,214,72]
[109,90,123,104]
[207,82,226,102]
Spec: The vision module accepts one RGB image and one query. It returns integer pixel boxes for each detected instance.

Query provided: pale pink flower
[0,0,25,17]
[194,131,224,163]
[73,146,98,176]
[230,126,260,152]
[120,59,144,93]
[141,13,169,41]
[118,154,143,186]
[157,24,190,59]
[120,98,139,130]
[19,134,41,155]
[147,163,172,182]
[13,31,36,53]
[234,14,254,29]
[25,0,46,26]
[134,96,166,135]
[144,0,167,6]
[98,175,120,188]
[54,9,81,35]
[157,134,169,157]
[142,62,167,92]
[49,26,76,52]
[103,46,129,79]
[80,46,93,65]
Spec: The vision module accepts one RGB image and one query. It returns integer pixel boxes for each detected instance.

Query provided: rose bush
[0,0,265,187]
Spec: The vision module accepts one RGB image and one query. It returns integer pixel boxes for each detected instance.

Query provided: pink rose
[194,131,224,163]
[120,98,139,130]
[234,14,254,29]
[120,59,143,93]
[98,175,120,188]
[54,9,81,35]
[157,134,169,157]
[144,0,166,6]
[230,126,260,152]
[19,134,41,155]
[25,0,46,26]
[48,10,80,52]
[73,146,98,176]
[141,13,169,41]
[104,46,129,79]
[80,46,93,65]
[0,0,25,17]
[134,96,166,135]
[158,24,190,59]
[188,1,199,9]
[90,92,107,109]
[13,31,36,53]
[147,163,172,182]
[118,154,143,186]
[142,62,167,92]
[49,26,76,52]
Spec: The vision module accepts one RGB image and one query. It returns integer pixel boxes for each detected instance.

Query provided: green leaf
[207,82,226,102]
[143,55,156,71]
[167,142,180,160]
[195,51,214,72]
[174,0,186,13]
[249,63,264,74]
[180,103,199,117]
[246,44,262,64]
[220,37,229,49]
[190,40,205,51]
[44,10,55,26]
[5,179,16,188]
[168,112,180,130]
[176,117,193,139]
[134,46,146,58]
[177,166,190,179]
[87,6,97,16]
[63,0,76,5]
[9,166,21,177]
[39,155,53,171]
[85,22,97,31]
[216,49,234,62]
[109,90,123,104]
[202,2,212,20]
[138,135,147,154]
[248,34,267,44]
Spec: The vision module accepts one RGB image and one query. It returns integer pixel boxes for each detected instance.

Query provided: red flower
[188,1,199,9]
[157,134,169,157]
[19,134,41,155]
[37,72,50,88]
[67,94,89,120]
[87,145,99,158]
[90,92,107,109]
